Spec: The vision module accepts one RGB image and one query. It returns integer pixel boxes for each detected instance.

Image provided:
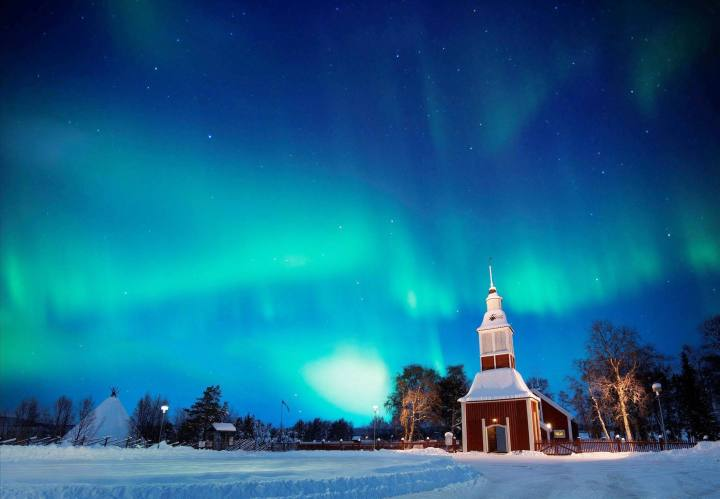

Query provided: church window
[481,332,493,353]
[494,330,508,351]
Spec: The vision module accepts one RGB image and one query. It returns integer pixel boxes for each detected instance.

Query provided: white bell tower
[477,263,516,371]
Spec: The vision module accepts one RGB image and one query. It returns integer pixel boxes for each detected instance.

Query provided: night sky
[1,2,719,424]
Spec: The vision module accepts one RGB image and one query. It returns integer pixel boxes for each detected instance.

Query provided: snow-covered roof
[459,368,539,402]
[477,310,511,331]
[211,422,236,432]
[531,389,574,419]
[64,395,130,442]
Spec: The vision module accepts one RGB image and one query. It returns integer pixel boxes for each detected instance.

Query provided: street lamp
[158,404,169,449]
[545,422,552,441]
[652,382,666,441]
[372,405,379,450]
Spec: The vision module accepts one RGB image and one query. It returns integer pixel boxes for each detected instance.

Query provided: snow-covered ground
[1,443,718,498]
[412,443,720,499]
[0,445,477,498]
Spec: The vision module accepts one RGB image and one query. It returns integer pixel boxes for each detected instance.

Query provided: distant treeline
[4,315,718,444]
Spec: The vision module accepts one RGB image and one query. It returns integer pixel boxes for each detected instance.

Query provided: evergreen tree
[235,414,256,438]
[437,365,469,436]
[304,417,330,441]
[328,418,353,441]
[678,347,718,439]
[699,316,720,420]
[180,385,229,441]
[292,419,306,441]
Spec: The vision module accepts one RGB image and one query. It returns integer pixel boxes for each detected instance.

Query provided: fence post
[104,437,109,447]
[616,439,621,452]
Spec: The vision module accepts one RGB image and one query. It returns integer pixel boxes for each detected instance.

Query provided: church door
[487,425,508,453]
[487,426,497,452]
[496,426,508,453]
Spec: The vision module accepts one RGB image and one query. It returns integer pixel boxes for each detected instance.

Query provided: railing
[535,439,697,455]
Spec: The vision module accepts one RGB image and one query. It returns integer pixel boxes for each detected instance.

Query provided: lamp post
[372,405,379,450]
[652,382,666,441]
[158,404,169,449]
[545,422,552,442]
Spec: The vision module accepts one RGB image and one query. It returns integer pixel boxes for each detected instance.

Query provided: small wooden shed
[206,422,236,450]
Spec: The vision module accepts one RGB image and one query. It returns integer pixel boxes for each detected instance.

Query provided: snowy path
[1,443,719,498]
[414,447,720,498]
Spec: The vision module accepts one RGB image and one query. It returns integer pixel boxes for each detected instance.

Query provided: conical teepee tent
[64,388,131,443]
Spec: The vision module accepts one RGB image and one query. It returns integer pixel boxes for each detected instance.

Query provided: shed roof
[211,422,236,432]
[459,368,539,402]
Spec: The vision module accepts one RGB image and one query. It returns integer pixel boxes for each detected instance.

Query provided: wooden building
[532,389,578,441]
[205,422,236,450]
[459,266,575,452]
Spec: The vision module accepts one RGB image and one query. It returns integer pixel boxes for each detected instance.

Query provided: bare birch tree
[130,393,168,442]
[400,387,439,442]
[72,397,96,444]
[583,321,648,440]
[588,381,612,439]
[386,365,440,442]
[52,396,73,437]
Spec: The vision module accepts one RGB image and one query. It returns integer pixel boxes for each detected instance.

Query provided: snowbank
[0,446,480,498]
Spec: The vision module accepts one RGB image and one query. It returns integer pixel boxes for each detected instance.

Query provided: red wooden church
[459,266,577,452]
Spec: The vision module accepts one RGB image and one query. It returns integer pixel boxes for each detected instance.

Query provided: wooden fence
[535,439,697,455]
[295,439,459,452]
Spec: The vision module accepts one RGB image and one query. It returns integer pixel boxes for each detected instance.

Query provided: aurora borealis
[1,2,719,423]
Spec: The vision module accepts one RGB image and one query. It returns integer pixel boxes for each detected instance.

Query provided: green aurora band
[1,1,719,422]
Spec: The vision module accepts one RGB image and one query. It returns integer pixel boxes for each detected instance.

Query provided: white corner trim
[481,418,488,453]
[505,416,511,452]
[526,399,535,450]
[461,402,468,452]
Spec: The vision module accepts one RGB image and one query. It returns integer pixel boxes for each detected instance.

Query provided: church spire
[488,258,496,292]
[476,260,515,372]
